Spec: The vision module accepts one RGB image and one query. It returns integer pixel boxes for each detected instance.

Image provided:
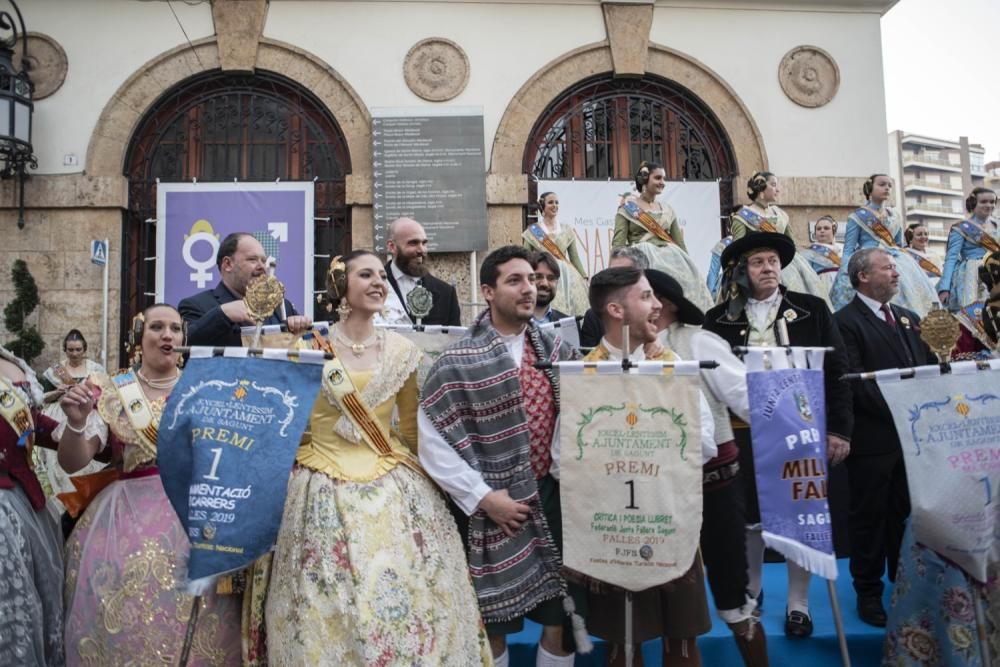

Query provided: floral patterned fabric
[265,464,492,666]
[882,522,999,666]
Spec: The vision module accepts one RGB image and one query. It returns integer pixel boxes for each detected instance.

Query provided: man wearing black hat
[703,232,853,639]
[647,269,767,665]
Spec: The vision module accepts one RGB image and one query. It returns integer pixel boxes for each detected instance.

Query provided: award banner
[745,347,837,579]
[376,324,467,385]
[158,350,325,591]
[877,366,1000,583]
[559,363,702,591]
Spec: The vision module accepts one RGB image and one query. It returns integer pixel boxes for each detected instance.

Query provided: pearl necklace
[333,327,378,357]
[136,368,180,390]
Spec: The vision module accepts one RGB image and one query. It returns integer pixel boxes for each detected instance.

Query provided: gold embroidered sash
[99,369,159,470]
[856,207,898,248]
[528,224,569,263]
[954,219,1000,254]
[0,375,34,457]
[320,354,425,478]
[622,200,674,244]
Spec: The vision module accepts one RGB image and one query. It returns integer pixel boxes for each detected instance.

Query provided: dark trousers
[700,473,749,612]
[846,450,910,598]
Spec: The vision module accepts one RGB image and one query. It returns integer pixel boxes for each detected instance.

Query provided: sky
[881,0,1000,161]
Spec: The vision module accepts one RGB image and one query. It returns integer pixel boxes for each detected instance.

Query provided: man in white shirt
[581,266,715,666]
[418,245,581,667]
[383,217,462,326]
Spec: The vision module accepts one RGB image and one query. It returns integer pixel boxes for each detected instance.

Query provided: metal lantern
[0,2,35,229]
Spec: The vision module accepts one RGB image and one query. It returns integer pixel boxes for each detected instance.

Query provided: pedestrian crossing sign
[91,240,108,266]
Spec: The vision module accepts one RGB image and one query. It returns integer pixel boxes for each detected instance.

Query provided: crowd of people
[1,165,997,667]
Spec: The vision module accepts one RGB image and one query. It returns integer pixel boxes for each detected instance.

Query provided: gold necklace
[333,327,378,357]
[136,368,180,390]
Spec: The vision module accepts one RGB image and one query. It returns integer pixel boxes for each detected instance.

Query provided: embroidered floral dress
[730,204,833,307]
[830,204,939,316]
[263,330,491,666]
[613,198,714,312]
[34,358,106,515]
[61,372,241,666]
[882,521,999,666]
[522,222,590,316]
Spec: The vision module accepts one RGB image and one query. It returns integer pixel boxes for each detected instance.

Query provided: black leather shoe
[857,596,887,627]
[784,609,813,638]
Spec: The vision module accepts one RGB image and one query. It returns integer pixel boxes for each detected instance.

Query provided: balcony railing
[906,202,964,215]
[904,179,961,192]
[902,154,961,169]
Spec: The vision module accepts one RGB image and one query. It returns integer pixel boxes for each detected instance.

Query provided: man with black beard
[531,252,569,325]
[383,217,462,326]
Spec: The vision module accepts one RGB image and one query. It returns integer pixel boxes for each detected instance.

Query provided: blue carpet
[509,558,889,665]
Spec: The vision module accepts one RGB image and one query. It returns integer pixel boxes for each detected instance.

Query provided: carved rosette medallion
[403,38,469,102]
[778,45,840,108]
[14,33,68,100]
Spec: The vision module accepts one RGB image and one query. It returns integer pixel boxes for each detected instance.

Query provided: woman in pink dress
[58,304,241,666]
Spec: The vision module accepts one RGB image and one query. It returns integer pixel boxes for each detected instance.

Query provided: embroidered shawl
[420,311,578,622]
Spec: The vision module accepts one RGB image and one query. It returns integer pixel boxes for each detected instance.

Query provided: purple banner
[156,183,314,317]
[747,367,837,577]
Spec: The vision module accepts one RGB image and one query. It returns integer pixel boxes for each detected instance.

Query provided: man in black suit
[178,232,311,347]
[703,231,852,639]
[530,251,568,325]
[834,247,936,627]
[382,218,461,326]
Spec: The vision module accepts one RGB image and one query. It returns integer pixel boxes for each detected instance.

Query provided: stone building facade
[5,0,896,368]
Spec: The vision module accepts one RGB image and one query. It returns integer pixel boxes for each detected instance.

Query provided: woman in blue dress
[830,174,938,316]
[937,187,998,311]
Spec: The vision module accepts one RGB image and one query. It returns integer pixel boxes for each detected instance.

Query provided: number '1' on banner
[158,349,325,593]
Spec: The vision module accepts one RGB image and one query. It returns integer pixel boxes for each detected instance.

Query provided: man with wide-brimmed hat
[646,268,768,665]
[703,232,853,639]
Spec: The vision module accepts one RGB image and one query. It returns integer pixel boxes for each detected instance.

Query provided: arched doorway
[524,73,738,219]
[122,69,351,362]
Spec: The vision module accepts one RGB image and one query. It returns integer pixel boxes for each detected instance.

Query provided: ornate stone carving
[403,38,469,102]
[778,46,839,108]
[14,33,68,100]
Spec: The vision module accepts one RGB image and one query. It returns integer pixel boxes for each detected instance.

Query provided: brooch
[783,309,797,322]
[899,316,911,328]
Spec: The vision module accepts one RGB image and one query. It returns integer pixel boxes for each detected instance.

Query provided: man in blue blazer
[178,232,312,347]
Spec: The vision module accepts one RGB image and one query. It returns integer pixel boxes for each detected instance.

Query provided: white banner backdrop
[537,180,722,278]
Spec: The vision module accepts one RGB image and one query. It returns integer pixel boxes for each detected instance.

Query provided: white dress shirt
[659,325,751,424]
[380,261,422,325]
[598,337,717,462]
[856,290,892,322]
[746,288,782,332]
[418,327,562,515]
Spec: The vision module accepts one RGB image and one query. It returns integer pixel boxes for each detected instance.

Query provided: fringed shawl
[420,311,577,622]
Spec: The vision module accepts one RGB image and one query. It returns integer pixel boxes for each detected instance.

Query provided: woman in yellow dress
[263,250,492,666]
[522,191,590,316]
[731,172,832,306]
[612,161,714,312]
